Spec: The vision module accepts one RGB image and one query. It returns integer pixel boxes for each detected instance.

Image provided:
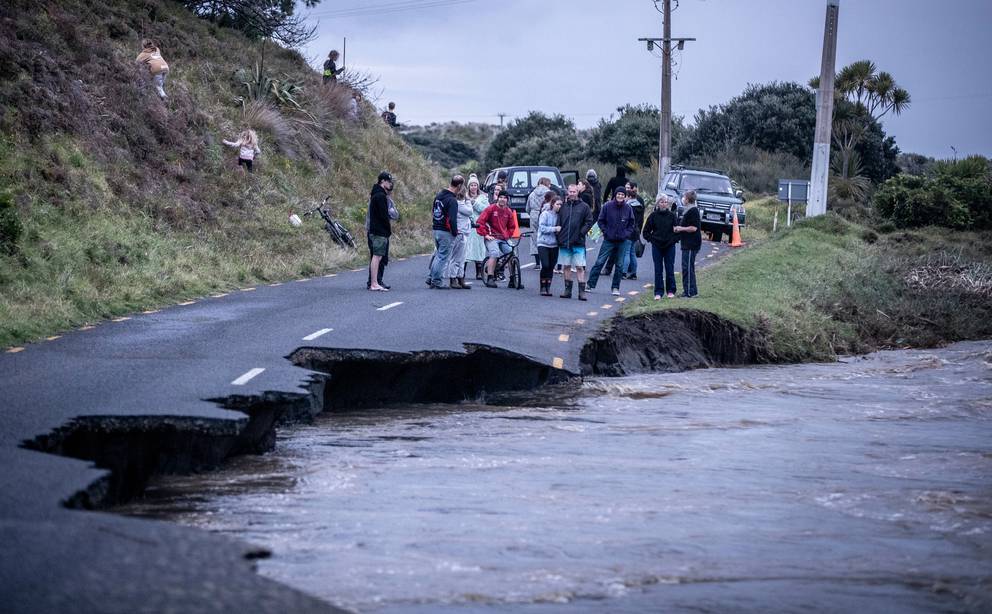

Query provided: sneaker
[611,288,621,296]
[654,295,662,301]
[666,293,676,298]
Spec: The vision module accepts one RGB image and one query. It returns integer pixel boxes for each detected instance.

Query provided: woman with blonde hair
[223,128,261,174]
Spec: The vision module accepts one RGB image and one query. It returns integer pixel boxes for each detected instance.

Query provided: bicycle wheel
[337,223,357,249]
[508,255,522,289]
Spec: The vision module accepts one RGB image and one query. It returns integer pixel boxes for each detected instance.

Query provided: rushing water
[119,341,992,613]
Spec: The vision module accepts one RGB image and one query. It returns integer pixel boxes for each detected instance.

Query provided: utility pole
[639,2,693,196]
[659,0,672,193]
[808,0,840,217]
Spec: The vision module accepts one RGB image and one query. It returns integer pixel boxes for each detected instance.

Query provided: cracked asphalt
[0,240,725,613]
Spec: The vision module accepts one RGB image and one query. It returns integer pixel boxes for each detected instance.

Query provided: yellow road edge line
[558,334,570,342]
[111,317,131,322]
[552,357,564,369]
[601,304,613,310]
[6,347,25,353]
[80,325,96,330]
[575,319,586,325]
[586,311,599,316]
[178,301,196,306]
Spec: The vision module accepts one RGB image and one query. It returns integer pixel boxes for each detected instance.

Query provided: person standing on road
[136,39,169,100]
[537,194,562,296]
[527,177,553,267]
[323,50,344,84]
[642,195,679,299]
[586,186,635,296]
[674,190,701,298]
[586,169,604,219]
[428,175,463,289]
[367,171,394,292]
[366,173,399,289]
[556,184,594,301]
[623,181,645,280]
[445,186,474,289]
[476,192,518,288]
[603,166,629,210]
[464,175,489,280]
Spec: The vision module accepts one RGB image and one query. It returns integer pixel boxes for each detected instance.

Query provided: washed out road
[0,239,724,613]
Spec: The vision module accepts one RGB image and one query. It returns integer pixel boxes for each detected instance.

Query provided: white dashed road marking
[303,328,333,341]
[231,368,265,386]
[521,263,536,269]
[378,302,404,311]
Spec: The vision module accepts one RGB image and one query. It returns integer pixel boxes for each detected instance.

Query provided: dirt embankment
[580,309,773,376]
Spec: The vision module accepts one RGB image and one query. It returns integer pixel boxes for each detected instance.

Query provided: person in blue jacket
[586,186,635,296]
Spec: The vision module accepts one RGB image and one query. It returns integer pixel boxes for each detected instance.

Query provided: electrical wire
[308,0,478,19]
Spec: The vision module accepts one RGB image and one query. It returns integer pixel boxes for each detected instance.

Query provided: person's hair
[684,190,697,205]
[578,178,590,190]
[457,186,467,199]
[627,180,638,188]
[546,195,562,210]
[497,170,508,181]
[450,174,465,189]
[543,190,556,203]
[537,177,551,187]
[142,39,155,49]
[240,129,258,148]
[329,50,339,59]
[387,102,395,110]
[655,194,669,206]
[497,191,509,201]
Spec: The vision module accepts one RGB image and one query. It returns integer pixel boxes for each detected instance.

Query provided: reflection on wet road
[119,342,992,613]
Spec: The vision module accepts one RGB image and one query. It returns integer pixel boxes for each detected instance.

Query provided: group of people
[364,169,702,301]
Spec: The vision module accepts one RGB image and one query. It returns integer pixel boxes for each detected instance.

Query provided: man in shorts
[555,184,594,300]
[475,192,518,288]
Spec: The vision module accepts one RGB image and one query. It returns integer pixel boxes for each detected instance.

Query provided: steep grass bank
[625,214,992,362]
[0,0,442,346]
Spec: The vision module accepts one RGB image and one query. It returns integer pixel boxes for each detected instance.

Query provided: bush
[683,144,808,193]
[586,104,688,168]
[485,112,579,170]
[873,156,991,230]
[0,192,21,256]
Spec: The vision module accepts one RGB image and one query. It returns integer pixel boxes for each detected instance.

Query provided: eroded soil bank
[581,309,773,376]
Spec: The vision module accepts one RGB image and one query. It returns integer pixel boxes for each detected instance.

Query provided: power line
[308,0,477,19]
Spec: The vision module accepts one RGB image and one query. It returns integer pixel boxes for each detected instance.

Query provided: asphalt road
[0,238,724,613]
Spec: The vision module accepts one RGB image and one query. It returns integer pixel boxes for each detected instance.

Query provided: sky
[301,0,992,158]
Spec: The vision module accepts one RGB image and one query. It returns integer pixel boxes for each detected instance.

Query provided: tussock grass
[625,214,992,362]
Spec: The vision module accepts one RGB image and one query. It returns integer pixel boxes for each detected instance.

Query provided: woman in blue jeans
[641,195,679,299]
[674,190,702,297]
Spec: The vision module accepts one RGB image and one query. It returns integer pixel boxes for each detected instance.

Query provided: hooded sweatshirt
[432,188,459,235]
[597,199,635,242]
[136,47,169,75]
[368,184,391,237]
[476,203,517,241]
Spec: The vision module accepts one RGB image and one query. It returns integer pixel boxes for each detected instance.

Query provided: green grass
[625,214,992,362]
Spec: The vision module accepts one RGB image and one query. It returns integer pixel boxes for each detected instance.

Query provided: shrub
[873,156,991,230]
[0,192,21,255]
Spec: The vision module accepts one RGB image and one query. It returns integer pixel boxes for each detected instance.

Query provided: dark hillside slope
[0,0,441,345]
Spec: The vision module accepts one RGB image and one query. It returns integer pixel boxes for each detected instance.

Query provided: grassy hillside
[625,210,992,362]
[0,0,442,346]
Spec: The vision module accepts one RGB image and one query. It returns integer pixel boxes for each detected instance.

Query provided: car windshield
[508,170,562,189]
[680,174,733,195]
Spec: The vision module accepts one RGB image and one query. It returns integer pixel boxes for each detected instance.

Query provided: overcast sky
[302,0,992,158]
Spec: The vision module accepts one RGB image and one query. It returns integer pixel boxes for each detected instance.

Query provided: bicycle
[303,196,357,249]
[490,231,530,290]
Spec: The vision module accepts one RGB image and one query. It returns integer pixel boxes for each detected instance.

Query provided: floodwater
[119,341,992,613]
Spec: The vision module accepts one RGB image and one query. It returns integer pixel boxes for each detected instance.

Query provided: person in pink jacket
[135,39,169,100]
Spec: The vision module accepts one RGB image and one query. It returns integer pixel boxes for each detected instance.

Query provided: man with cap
[367,171,395,291]
[586,185,635,296]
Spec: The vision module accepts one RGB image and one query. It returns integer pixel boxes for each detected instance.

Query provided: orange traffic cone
[729,210,744,247]
[511,211,521,239]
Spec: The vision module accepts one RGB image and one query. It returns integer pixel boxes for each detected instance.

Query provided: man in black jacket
[367,171,394,291]
[428,175,464,289]
[602,166,629,210]
[555,184,595,300]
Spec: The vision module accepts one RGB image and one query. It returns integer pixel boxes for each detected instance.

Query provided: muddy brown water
[118,341,992,613]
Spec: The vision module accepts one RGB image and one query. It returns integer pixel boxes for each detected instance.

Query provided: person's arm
[580,204,595,237]
[641,213,654,242]
[446,198,459,235]
[596,202,608,232]
[538,211,555,235]
[222,139,239,148]
[477,206,492,237]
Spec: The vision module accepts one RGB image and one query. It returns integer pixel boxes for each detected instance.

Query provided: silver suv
[661,166,746,242]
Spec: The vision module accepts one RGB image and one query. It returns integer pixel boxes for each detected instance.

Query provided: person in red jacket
[476,192,519,288]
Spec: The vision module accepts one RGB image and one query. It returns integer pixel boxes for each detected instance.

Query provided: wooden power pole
[808,0,840,217]
[640,2,693,196]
